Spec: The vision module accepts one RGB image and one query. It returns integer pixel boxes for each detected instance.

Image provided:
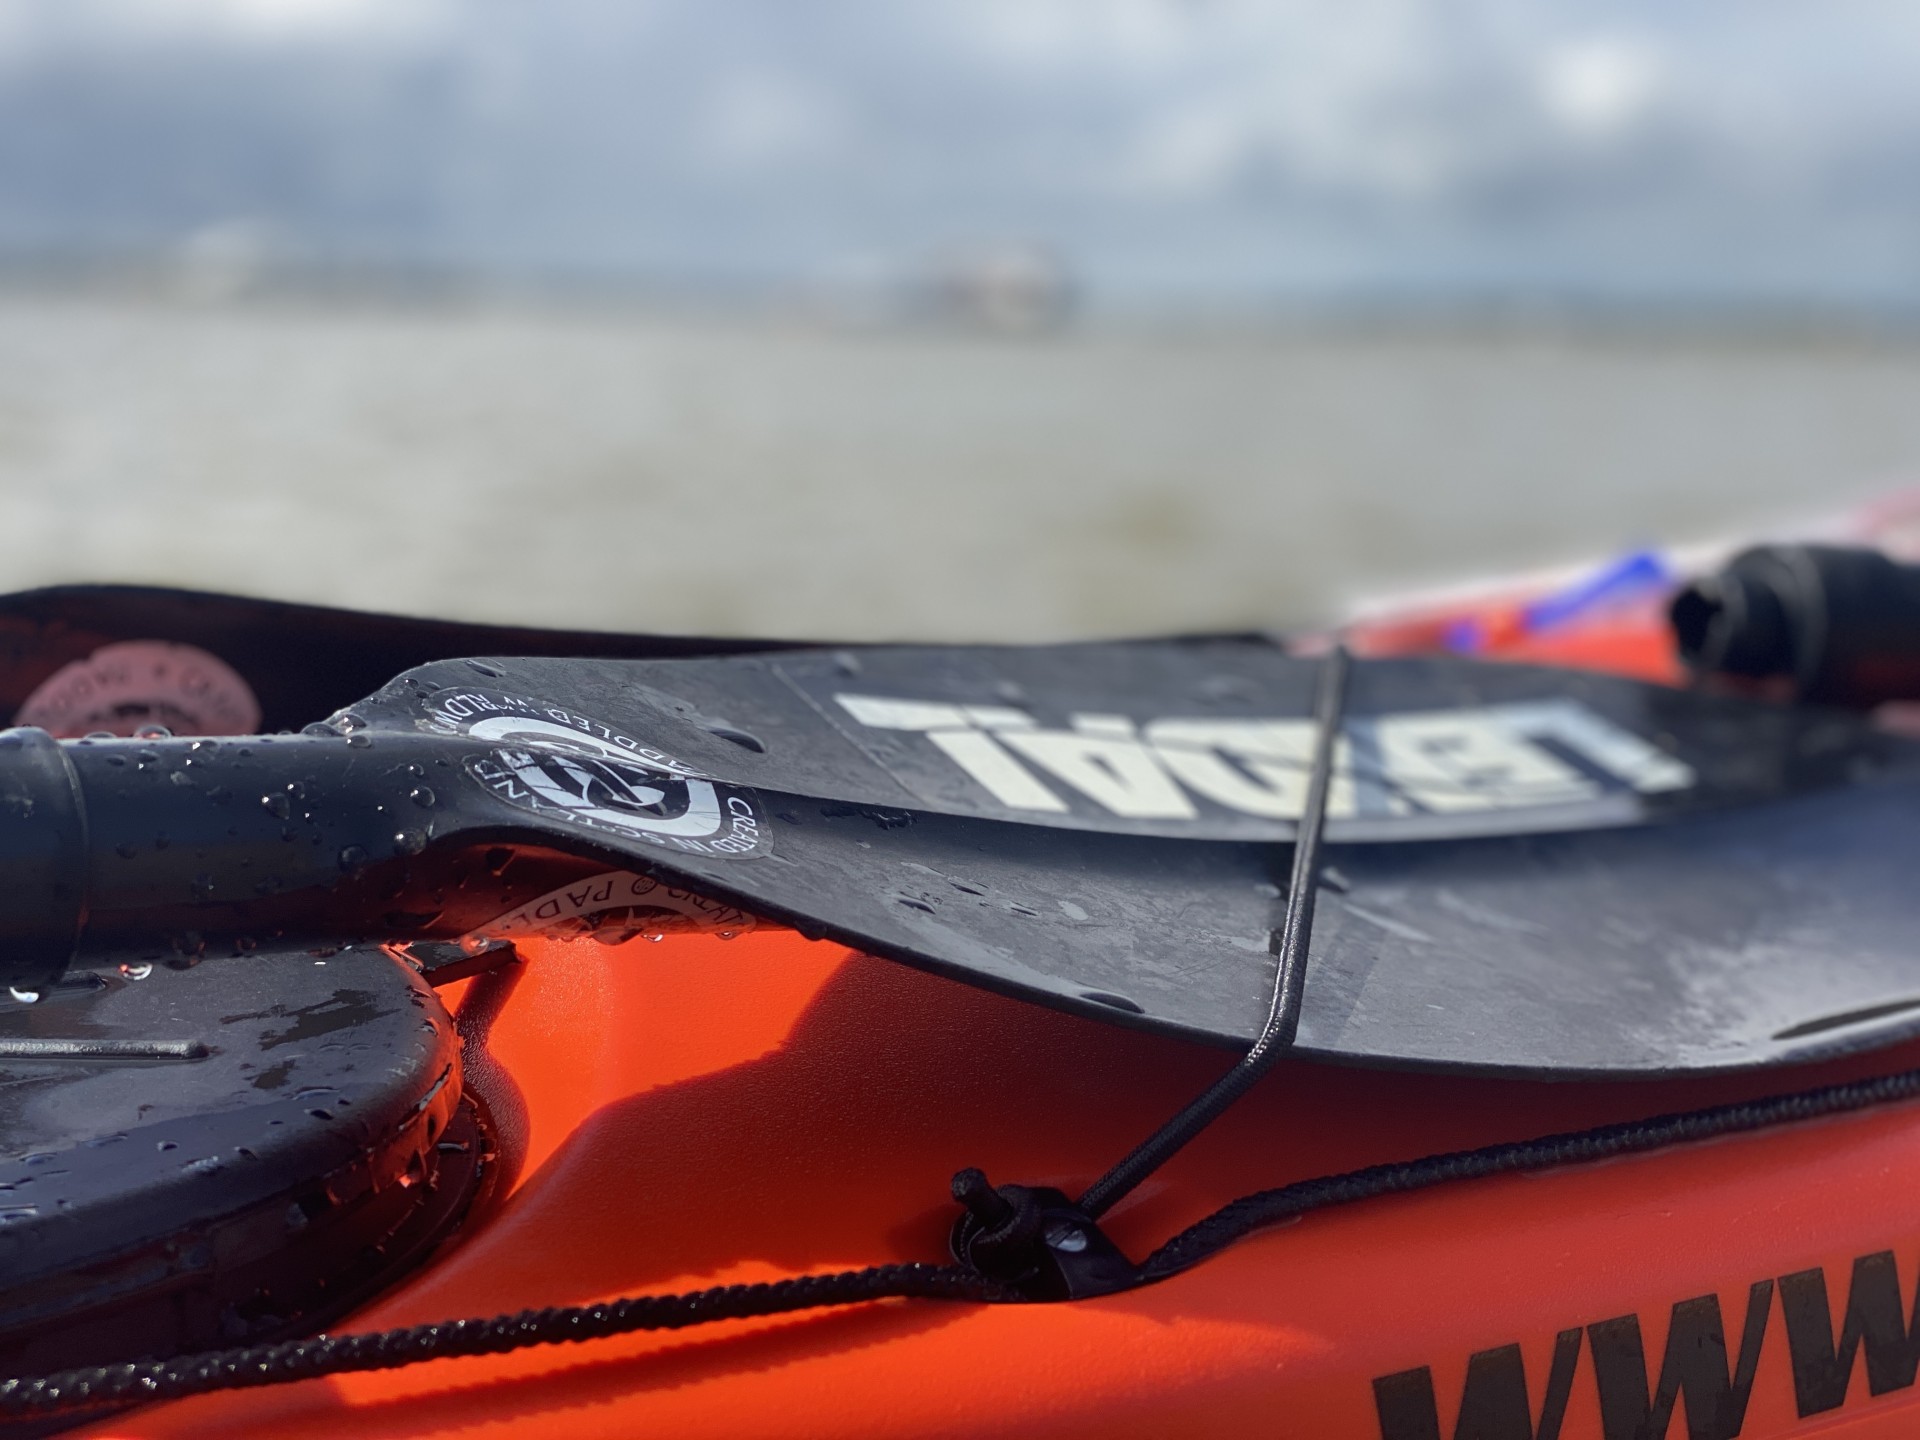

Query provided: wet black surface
[366,643,1903,843]
[0,945,482,1373]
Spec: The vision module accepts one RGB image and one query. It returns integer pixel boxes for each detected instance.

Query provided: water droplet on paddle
[338,845,369,875]
[409,786,435,809]
[704,724,766,753]
[261,792,291,819]
[392,830,427,857]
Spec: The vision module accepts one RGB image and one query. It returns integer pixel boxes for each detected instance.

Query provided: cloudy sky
[2,0,1918,309]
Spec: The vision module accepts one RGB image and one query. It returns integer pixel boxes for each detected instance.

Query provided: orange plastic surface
[1346,596,1688,685]
[79,929,1920,1440]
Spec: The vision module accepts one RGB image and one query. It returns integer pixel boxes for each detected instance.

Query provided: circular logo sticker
[16,641,261,738]
[462,870,757,947]
[422,689,769,859]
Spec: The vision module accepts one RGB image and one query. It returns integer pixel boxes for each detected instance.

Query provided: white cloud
[1106,2,1503,202]
[1536,34,1667,141]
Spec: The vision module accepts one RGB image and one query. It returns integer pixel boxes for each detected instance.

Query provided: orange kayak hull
[81,928,1920,1439]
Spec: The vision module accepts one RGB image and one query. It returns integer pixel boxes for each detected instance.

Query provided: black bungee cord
[946,643,1349,1293]
[1075,641,1350,1219]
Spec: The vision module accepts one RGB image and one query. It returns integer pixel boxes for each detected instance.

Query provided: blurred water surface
[0,292,1914,641]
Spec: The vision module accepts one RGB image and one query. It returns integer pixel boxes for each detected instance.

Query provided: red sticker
[16,641,261,738]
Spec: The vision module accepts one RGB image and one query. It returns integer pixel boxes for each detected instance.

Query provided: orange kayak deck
[78,929,1920,1439]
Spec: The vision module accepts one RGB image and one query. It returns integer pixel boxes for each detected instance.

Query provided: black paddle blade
[340,642,1920,1072]
[12,639,1920,1077]
[353,640,1878,844]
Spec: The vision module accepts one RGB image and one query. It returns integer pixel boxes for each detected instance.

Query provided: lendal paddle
[1,630,1916,1077]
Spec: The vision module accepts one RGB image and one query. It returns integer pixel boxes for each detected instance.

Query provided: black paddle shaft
[0,727,625,991]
